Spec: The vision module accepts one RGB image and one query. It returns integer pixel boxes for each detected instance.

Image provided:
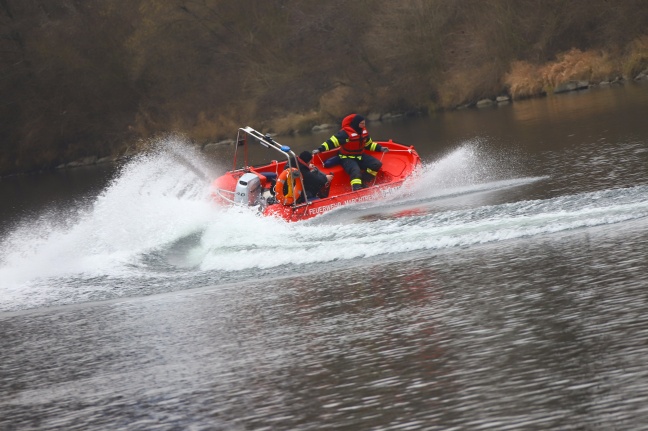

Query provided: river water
[1,83,648,430]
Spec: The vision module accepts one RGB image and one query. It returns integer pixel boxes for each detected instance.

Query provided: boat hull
[263,178,410,221]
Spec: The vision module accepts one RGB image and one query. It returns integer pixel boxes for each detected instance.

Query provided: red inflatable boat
[211,127,421,222]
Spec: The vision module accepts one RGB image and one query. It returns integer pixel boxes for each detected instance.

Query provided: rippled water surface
[1,84,648,430]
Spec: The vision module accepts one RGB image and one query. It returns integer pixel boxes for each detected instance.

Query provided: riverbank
[9,71,644,180]
[2,1,648,178]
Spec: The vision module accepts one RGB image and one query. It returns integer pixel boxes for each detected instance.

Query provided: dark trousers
[340,154,382,185]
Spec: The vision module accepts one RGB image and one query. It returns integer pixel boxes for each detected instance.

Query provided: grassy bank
[1,0,648,177]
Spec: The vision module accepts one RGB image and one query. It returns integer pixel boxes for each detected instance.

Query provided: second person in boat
[312,114,389,191]
[297,151,333,199]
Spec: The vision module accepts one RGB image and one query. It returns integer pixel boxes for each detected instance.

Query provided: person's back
[297,151,332,199]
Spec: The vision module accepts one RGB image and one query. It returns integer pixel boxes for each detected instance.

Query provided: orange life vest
[339,114,369,157]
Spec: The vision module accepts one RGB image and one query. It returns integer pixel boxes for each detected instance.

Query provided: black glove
[381,147,389,153]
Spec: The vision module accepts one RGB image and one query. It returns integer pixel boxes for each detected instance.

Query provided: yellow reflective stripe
[366,168,378,176]
[350,178,363,186]
[322,136,340,151]
[368,140,377,151]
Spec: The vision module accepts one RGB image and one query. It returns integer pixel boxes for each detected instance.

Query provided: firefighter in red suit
[313,114,389,191]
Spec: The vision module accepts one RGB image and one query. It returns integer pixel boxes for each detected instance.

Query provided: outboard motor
[234,172,262,205]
